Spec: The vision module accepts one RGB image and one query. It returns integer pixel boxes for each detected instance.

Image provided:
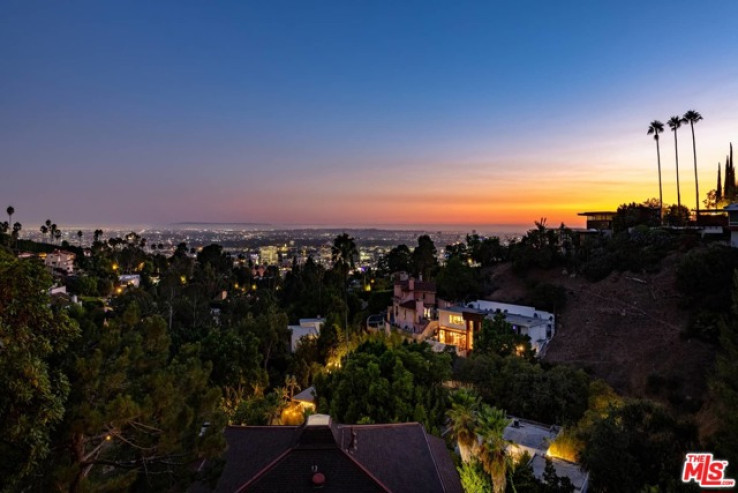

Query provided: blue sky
[3,1,738,227]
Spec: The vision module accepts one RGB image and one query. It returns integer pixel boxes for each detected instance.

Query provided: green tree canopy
[47,302,226,492]
[0,251,80,491]
[315,338,451,433]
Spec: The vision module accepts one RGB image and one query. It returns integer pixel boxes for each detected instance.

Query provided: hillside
[484,255,716,415]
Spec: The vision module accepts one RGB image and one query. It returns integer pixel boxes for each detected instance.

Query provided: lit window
[449,314,464,325]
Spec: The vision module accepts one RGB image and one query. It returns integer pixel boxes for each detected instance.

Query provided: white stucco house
[288,318,325,352]
[469,300,555,355]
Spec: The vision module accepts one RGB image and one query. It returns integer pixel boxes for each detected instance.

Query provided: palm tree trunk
[674,131,682,211]
[691,122,699,216]
[656,139,663,223]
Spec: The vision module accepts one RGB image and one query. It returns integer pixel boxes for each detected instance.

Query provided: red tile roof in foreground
[198,416,461,493]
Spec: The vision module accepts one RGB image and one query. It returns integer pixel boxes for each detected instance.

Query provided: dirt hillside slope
[485,256,715,406]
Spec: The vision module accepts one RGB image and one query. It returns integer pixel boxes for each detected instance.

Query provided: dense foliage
[314,338,451,433]
[0,250,80,491]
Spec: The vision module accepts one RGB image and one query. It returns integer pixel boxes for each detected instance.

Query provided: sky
[3,1,738,230]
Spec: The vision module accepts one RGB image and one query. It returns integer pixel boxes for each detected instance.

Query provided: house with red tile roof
[387,275,437,334]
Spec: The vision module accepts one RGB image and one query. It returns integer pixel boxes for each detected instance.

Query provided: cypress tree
[717,164,723,202]
[725,142,735,201]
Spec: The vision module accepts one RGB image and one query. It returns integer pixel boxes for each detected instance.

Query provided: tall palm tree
[683,110,703,215]
[6,205,14,227]
[647,120,665,221]
[40,224,48,242]
[667,115,687,212]
[476,406,511,493]
[447,389,481,463]
[77,230,83,247]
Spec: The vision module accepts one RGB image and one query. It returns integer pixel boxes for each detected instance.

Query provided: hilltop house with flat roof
[577,211,617,232]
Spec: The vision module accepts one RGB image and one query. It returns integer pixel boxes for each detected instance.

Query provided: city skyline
[3,1,738,226]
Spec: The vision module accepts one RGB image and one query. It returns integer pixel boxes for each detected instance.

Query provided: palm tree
[53,228,61,244]
[647,120,665,221]
[447,389,481,463]
[6,205,14,227]
[476,406,511,493]
[40,224,48,242]
[77,230,83,247]
[285,374,299,400]
[667,115,687,213]
[683,110,703,215]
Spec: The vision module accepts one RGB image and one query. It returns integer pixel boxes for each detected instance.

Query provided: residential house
[291,386,317,414]
[118,274,141,288]
[469,300,555,355]
[504,417,589,493]
[195,414,462,493]
[288,318,325,352]
[434,306,485,354]
[577,211,616,232]
[387,275,437,334]
[44,249,76,275]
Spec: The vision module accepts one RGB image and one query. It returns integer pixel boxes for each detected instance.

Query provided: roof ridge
[421,430,447,492]
[337,443,393,492]
[338,422,422,429]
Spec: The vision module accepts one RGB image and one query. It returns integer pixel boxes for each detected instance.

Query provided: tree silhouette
[11,222,22,250]
[647,120,665,221]
[667,115,686,213]
[330,233,357,279]
[6,205,14,228]
[683,110,703,215]
[40,225,48,243]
